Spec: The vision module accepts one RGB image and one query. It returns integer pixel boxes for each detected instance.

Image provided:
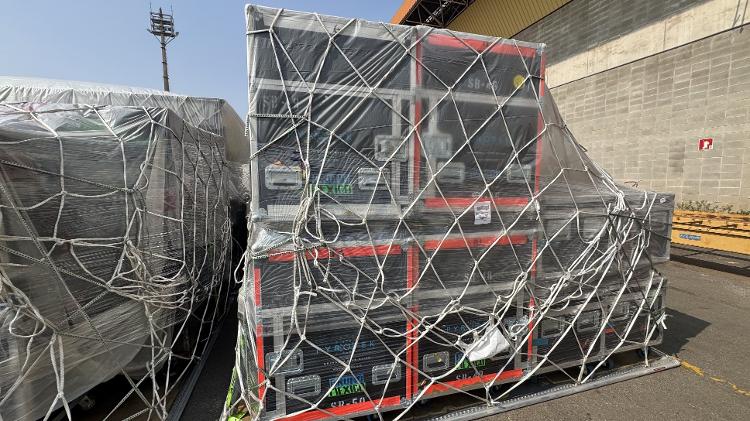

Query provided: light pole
[148,7,178,91]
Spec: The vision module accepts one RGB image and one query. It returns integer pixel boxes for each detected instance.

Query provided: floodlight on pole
[148,6,179,91]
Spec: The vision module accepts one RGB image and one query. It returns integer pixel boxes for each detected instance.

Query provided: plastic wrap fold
[0,76,249,163]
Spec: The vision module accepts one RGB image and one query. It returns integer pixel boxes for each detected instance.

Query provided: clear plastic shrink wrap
[225,5,674,420]
[0,101,234,420]
[0,76,249,162]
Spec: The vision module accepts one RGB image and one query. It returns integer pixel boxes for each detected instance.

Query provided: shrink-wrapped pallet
[0,102,233,420]
[227,5,674,420]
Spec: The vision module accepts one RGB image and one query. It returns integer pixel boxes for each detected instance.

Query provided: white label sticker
[474,201,491,225]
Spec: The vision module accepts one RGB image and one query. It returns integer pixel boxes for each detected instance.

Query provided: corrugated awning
[391,0,474,27]
[392,0,572,39]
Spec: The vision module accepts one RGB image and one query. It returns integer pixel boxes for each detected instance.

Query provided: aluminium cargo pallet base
[405,349,679,421]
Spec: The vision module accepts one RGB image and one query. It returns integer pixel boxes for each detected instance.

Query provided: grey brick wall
[516,0,711,65]
[550,28,750,208]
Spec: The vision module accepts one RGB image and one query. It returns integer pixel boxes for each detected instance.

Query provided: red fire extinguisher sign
[698,138,713,151]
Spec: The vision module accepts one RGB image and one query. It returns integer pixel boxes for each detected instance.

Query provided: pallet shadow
[656,308,710,356]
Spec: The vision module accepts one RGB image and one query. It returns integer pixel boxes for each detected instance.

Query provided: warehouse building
[393,0,750,210]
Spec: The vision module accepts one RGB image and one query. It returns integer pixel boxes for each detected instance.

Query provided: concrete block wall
[550,28,750,208]
[516,0,710,65]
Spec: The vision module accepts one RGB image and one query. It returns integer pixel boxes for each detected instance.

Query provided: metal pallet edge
[165,317,226,421]
[426,354,680,421]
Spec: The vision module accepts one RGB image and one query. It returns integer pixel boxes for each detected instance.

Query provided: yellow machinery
[672,210,750,255]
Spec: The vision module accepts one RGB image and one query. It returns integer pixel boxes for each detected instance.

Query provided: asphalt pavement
[485,260,750,420]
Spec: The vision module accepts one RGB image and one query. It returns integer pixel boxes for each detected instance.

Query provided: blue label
[321,338,376,355]
[441,319,485,335]
[328,374,365,397]
[533,338,549,346]
[329,374,365,388]
[678,233,701,241]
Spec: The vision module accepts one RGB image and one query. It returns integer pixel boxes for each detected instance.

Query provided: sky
[0,0,404,115]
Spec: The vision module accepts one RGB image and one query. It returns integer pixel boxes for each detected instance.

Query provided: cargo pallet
[238,5,678,421]
[672,210,750,255]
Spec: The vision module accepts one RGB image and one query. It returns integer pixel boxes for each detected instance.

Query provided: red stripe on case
[424,369,524,395]
[423,197,529,208]
[279,396,402,421]
[426,34,537,58]
[268,244,403,263]
[423,234,529,251]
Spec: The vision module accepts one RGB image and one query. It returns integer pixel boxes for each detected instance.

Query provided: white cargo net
[226,5,674,421]
[0,103,232,420]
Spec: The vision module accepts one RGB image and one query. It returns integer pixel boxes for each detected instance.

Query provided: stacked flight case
[244,6,547,416]
[529,187,673,372]
[407,30,545,399]
[239,5,674,421]
[246,6,413,226]
[245,7,415,419]
[249,239,410,419]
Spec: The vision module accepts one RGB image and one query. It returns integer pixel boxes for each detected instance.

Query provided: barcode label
[474,202,491,225]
